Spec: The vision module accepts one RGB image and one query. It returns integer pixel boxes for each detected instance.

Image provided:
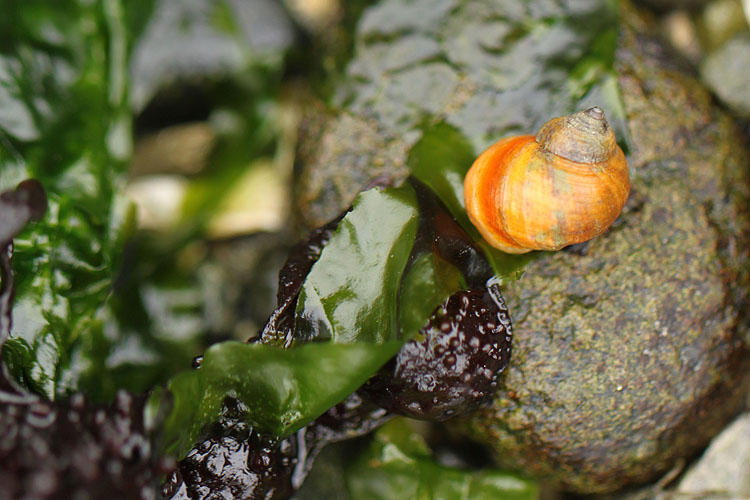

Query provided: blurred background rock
[639,0,750,120]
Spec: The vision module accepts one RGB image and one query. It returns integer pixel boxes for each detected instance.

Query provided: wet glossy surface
[164,394,389,500]
[259,216,343,347]
[164,180,513,497]
[360,286,511,421]
[0,391,161,500]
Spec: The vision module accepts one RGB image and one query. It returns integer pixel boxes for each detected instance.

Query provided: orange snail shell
[463,107,630,254]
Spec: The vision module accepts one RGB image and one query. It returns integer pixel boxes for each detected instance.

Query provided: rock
[677,412,750,496]
[293,0,750,493]
[701,34,750,117]
[295,107,412,230]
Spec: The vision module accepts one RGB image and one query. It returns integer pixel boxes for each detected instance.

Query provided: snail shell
[463,107,630,254]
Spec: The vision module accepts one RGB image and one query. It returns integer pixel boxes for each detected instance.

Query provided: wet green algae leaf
[160,184,465,457]
[162,340,402,458]
[397,252,463,345]
[295,185,418,344]
[345,418,538,500]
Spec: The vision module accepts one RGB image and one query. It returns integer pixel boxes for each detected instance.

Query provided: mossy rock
[294,0,750,493]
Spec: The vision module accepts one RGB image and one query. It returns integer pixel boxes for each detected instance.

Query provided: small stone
[677,413,750,496]
[701,34,750,117]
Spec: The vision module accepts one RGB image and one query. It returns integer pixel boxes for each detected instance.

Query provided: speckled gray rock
[294,0,750,494]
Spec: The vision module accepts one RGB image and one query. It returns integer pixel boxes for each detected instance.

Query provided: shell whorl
[535,106,617,164]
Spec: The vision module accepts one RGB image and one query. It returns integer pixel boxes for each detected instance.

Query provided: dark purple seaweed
[163,394,389,500]
[0,391,163,500]
[359,285,512,421]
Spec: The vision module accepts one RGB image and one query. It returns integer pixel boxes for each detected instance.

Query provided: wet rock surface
[294,0,750,494]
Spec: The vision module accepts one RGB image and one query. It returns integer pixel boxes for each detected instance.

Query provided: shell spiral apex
[463,107,630,254]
